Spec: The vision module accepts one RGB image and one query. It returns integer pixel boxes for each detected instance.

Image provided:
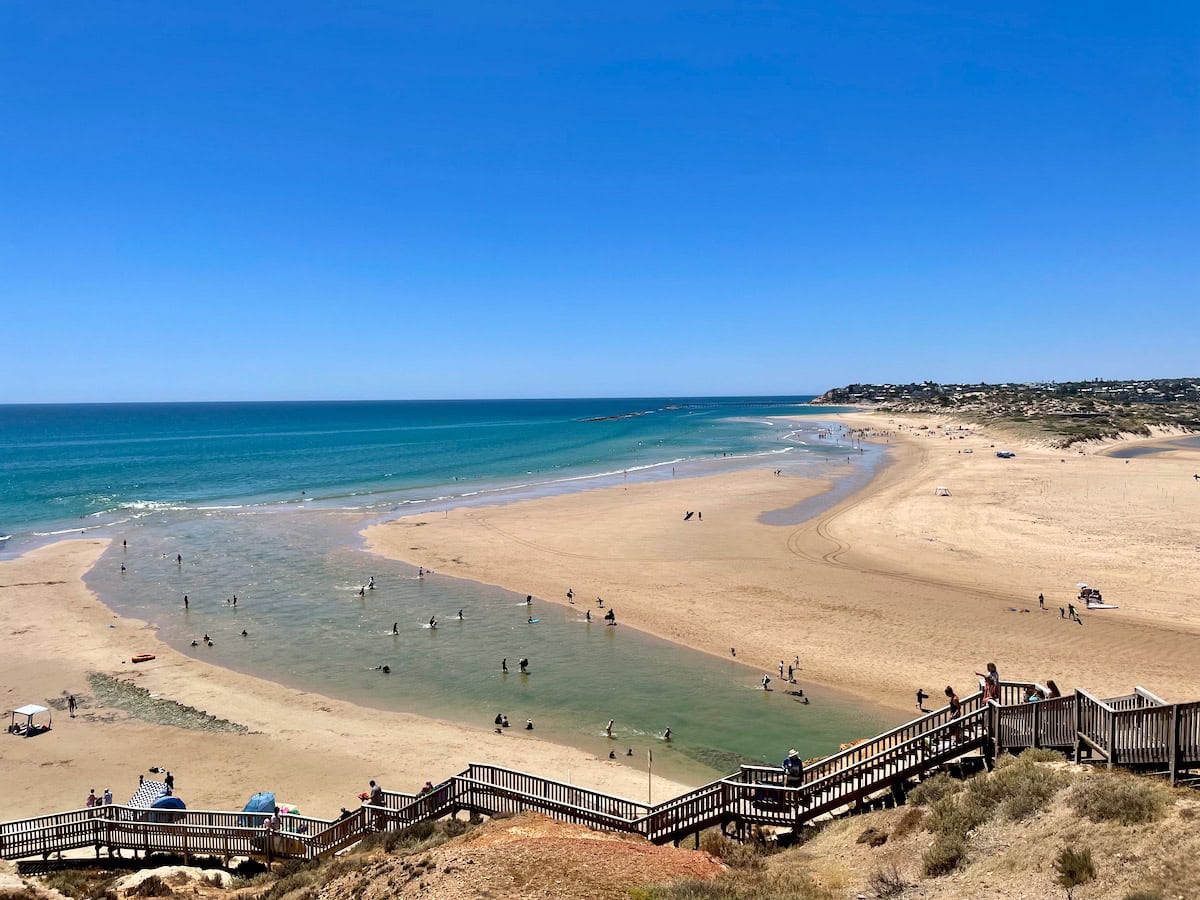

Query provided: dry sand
[366,412,1200,714]
[0,541,689,822]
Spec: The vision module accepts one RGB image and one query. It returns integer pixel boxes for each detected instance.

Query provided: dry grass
[632,869,834,900]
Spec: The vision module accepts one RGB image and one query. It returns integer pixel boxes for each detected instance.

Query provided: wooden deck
[3,681,1197,863]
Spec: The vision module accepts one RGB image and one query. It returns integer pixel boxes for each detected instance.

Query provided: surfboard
[1086,603,1120,610]
[528,618,540,623]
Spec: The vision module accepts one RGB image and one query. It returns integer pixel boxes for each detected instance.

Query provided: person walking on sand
[778,660,784,678]
[1038,592,1045,610]
[566,588,574,603]
[1068,603,1081,624]
[68,695,77,717]
[916,688,929,712]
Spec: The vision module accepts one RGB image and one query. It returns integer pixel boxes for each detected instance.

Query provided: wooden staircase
[3,681,1197,863]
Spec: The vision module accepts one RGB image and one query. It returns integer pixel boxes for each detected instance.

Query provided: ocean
[0,397,893,782]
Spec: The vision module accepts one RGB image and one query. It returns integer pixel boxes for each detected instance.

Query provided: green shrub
[922,835,967,876]
[1018,747,1066,763]
[1053,846,1095,898]
[1067,771,1170,825]
[867,863,908,898]
[698,829,765,870]
[908,773,962,807]
[890,806,924,838]
[40,869,117,899]
[129,875,174,897]
[926,790,990,841]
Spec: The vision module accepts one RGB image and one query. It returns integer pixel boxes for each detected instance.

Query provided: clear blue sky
[2,2,1196,402]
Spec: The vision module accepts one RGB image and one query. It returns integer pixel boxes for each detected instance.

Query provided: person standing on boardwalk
[975,662,1001,702]
[945,686,962,743]
[782,749,804,787]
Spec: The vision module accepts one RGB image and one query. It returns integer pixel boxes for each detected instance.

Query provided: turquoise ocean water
[0,398,894,784]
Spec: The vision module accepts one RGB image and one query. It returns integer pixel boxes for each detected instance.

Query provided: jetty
[3,679,1197,866]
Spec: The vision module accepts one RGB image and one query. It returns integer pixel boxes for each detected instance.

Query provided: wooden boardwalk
[3,681,1197,863]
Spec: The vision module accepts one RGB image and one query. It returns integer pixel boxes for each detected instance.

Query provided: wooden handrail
[4,682,1195,861]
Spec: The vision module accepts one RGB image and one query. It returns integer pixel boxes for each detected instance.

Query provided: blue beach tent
[243,791,276,813]
[238,791,276,827]
[148,794,187,822]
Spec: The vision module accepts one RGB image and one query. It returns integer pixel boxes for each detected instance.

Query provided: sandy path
[0,541,690,823]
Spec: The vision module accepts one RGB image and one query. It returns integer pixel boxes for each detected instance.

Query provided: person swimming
[527,616,534,624]
[429,616,437,628]
[368,576,375,590]
[457,609,464,619]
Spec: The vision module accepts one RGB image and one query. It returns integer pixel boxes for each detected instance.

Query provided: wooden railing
[5,681,1198,862]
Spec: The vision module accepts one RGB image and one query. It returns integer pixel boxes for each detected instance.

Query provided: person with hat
[782,748,804,787]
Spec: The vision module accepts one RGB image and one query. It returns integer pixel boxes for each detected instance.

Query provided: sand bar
[366,412,1200,713]
[0,540,690,822]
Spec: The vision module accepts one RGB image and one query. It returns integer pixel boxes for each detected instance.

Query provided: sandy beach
[8,412,1199,825]
[0,541,690,823]
[366,412,1200,714]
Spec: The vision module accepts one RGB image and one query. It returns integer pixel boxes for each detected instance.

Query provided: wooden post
[647,749,653,806]
[1073,690,1083,762]
[1168,704,1180,786]
[1107,713,1117,769]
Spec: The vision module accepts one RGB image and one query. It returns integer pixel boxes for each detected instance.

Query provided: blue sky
[2,2,1196,402]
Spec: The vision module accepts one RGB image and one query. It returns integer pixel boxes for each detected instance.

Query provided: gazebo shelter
[9,704,51,738]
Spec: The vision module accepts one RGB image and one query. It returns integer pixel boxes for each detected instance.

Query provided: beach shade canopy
[129,780,168,808]
[243,791,276,814]
[8,704,51,738]
[151,795,186,810]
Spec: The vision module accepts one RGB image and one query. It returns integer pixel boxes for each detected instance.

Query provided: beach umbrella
[242,791,276,813]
